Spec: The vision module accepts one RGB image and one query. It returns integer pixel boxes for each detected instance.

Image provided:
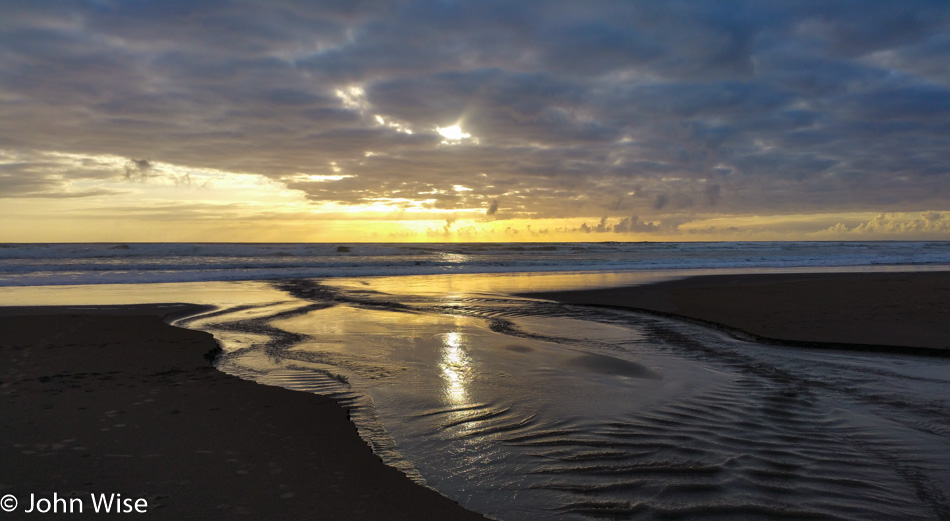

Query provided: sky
[2,0,950,242]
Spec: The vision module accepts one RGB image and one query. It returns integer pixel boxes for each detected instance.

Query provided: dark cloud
[577,215,666,234]
[703,184,721,206]
[2,0,949,224]
[613,215,661,233]
[124,159,154,182]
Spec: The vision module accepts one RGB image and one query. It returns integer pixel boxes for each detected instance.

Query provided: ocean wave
[4,241,950,286]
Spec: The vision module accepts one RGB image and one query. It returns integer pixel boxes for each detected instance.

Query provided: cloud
[124,159,154,182]
[613,215,661,233]
[578,215,665,234]
[1,0,949,233]
[828,211,950,235]
[443,216,457,234]
[703,184,721,206]
[0,150,129,198]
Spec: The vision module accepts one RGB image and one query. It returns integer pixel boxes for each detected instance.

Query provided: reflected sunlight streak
[440,331,472,406]
[438,252,470,264]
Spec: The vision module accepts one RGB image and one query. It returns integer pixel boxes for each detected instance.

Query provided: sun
[436,125,470,141]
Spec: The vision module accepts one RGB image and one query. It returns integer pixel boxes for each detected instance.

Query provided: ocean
[3,241,950,286]
[2,241,950,520]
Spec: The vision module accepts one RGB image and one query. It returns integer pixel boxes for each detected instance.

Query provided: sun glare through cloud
[436,125,475,144]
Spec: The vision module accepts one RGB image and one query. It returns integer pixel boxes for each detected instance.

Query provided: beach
[0,305,488,520]
[526,270,950,354]
[3,269,950,520]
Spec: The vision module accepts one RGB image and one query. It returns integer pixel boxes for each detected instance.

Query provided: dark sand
[0,305,488,520]
[524,271,950,354]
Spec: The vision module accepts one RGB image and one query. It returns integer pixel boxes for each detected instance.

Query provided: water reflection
[439,331,472,406]
[30,274,946,521]
[323,270,680,299]
[437,252,470,265]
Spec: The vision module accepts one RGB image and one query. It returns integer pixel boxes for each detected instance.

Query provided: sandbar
[522,270,950,355]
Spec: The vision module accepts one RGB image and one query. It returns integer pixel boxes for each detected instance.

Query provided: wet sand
[524,270,950,354]
[4,270,949,519]
[0,305,488,520]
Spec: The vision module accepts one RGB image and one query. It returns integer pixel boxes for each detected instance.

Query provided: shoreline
[521,270,950,355]
[0,304,488,520]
